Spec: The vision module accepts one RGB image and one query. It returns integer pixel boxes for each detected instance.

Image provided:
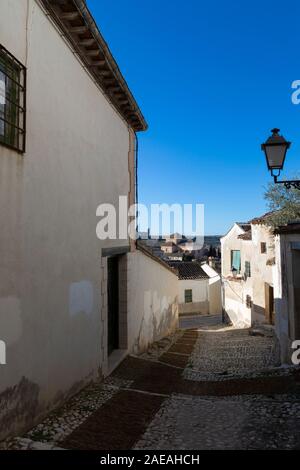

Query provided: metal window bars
[0,44,26,153]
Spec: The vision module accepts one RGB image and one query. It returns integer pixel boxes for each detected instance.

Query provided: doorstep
[107,349,128,376]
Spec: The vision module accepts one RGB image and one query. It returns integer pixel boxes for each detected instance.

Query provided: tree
[264,177,300,227]
[208,245,216,257]
[183,253,194,262]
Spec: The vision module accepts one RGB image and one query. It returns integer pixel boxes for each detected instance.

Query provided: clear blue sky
[88,0,300,235]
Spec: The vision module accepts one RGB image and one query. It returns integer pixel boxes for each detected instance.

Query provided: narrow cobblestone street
[5,315,300,451]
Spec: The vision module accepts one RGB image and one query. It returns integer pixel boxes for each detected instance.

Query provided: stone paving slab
[61,390,165,450]
[169,343,195,355]
[113,356,298,397]
[159,352,191,368]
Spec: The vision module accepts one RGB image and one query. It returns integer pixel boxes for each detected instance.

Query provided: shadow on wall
[133,291,178,354]
[0,377,40,441]
[252,304,266,325]
[225,301,273,329]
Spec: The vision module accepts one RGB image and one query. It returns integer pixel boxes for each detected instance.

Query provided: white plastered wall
[0,0,132,438]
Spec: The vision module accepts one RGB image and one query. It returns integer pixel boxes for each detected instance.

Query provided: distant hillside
[204,236,221,247]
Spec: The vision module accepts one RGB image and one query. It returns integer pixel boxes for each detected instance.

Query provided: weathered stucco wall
[221,223,276,327]
[127,251,179,354]
[221,224,244,278]
[274,233,300,364]
[201,264,222,314]
[223,281,251,327]
[221,224,252,327]
[178,279,209,315]
[0,0,132,439]
[251,225,275,324]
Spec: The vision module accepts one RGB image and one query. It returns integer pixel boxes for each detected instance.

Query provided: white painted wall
[250,224,275,323]
[221,224,252,327]
[223,281,252,327]
[178,279,209,314]
[221,223,276,327]
[274,233,300,364]
[221,224,245,278]
[0,0,133,439]
[201,264,222,314]
[127,251,179,353]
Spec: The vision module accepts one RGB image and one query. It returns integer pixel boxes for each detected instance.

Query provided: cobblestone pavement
[1,377,132,450]
[179,313,223,330]
[134,393,300,450]
[3,315,299,450]
[185,322,281,381]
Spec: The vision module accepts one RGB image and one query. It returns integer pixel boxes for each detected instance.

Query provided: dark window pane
[245,261,251,278]
[261,242,267,254]
[0,44,26,153]
[185,289,193,303]
[231,250,241,273]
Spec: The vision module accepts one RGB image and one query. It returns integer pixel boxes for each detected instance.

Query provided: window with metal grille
[261,242,267,254]
[0,45,26,153]
[184,289,193,303]
[245,261,251,278]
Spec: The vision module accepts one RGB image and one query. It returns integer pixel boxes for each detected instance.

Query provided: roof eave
[39,0,147,132]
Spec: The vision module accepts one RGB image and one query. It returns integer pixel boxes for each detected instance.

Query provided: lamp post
[261,128,300,190]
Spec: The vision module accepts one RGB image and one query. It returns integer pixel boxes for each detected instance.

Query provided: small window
[246,295,252,309]
[0,44,26,153]
[245,261,251,278]
[261,242,267,254]
[231,250,241,274]
[184,289,193,303]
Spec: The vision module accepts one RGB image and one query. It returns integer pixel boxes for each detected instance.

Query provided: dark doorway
[265,283,275,325]
[107,256,119,356]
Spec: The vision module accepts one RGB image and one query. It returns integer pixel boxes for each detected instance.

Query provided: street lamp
[261,128,300,190]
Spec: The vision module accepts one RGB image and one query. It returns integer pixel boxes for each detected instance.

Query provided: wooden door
[107,256,119,356]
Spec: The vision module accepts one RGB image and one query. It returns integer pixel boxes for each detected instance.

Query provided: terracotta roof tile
[250,211,277,225]
[167,262,209,280]
[236,223,251,231]
[238,231,252,240]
